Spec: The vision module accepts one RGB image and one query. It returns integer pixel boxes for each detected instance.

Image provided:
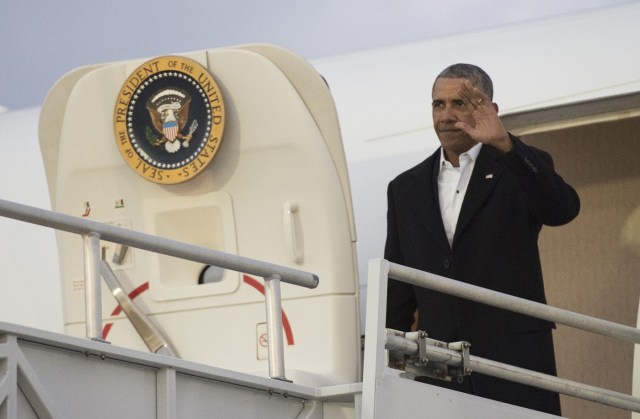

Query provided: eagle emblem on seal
[145,88,199,153]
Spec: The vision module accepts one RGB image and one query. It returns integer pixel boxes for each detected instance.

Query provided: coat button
[443,259,451,269]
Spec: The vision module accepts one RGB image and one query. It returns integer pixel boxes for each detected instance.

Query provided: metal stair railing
[0,198,319,382]
[363,258,640,414]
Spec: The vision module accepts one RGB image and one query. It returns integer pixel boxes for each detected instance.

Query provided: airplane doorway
[506,98,640,419]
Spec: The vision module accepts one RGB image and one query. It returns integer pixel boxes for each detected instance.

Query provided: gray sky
[1,0,633,110]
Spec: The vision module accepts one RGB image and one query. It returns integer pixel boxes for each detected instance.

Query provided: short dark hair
[434,63,494,100]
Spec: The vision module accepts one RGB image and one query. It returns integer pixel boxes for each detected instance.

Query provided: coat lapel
[409,149,451,249]
[453,145,505,244]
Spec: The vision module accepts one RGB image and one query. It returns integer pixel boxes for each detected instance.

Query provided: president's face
[431,77,478,160]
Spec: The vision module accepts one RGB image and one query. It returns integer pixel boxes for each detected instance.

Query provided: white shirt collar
[439,142,482,169]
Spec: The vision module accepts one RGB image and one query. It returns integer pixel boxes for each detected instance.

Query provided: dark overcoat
[385,135,580,413]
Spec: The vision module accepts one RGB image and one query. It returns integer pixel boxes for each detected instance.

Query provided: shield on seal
[163,120,179,142]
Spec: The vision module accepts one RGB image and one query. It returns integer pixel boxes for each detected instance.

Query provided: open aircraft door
[38,44,360,386]
[502,92,640,417]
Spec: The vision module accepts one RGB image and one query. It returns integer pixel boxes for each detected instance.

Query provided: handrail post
[83,232,103,340]
[361,258,391,418]
[263,274,287,381]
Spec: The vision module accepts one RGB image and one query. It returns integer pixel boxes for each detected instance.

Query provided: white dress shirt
[438,143,482,246]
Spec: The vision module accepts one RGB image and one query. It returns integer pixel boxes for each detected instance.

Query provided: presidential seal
[114,56,225,184]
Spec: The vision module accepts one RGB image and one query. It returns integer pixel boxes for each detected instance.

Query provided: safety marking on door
[257,323,269,360]
[100,274,295,348]
[243,274,295,345]
[82,201,91,217]
[102,281,149,340]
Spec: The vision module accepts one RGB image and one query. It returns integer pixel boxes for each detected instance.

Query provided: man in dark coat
[385,63,580,415]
